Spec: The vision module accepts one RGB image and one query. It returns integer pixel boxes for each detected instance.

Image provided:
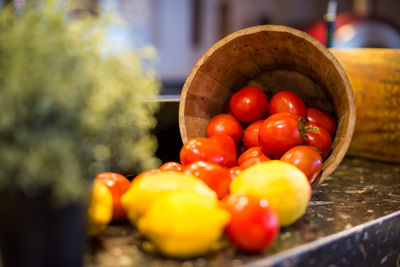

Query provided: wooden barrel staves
[332,49,400,163]
[179,25,355,186]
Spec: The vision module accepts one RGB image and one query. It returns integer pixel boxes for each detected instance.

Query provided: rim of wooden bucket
[179,25,355,186]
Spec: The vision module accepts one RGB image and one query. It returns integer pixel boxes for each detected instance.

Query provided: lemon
[121,171,217,224]
[230,160,311,226]
[87,180,113,236]
[138,191,230,258]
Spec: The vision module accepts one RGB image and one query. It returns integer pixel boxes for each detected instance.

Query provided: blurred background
[1,0,399,95]
[100,0,400,96]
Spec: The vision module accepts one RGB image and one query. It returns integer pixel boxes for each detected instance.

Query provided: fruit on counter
[306,107,337,137]
[159,161,184,172]
[268,91,307,118]
[229,87,269,123]
[180,135,237,167]
[88,89,338,258]
[230,160,311,226]
[96,172,131,222]
[258,113,304,157]
[222,193,279,252]
[243,120,263,148]
[121,171,217,224]
[137,191,230,259]
[87,180,113,236]
[280,145,322,184]
[206,114,243,145]
[183,161,231,199]
[304,122,332,160]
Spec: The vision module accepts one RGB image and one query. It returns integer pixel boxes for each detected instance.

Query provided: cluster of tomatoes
[180,87,336,186]
[95,87,337,253]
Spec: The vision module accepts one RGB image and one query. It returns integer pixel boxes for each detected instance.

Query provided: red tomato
[222,193,279,252]
[240,156,269,169]
[243,120,264,148]
[269,91,307,118]
[258,112,304,156]
[304,122,332,160]
[183,161,231,199]
[238,147,270,166]
[280,145,322,183]
[306,107,337,137]
[96,172,131,222]
[159,162,183,172]
[229,87,268,123]
[206,114,243,145]
[180,135,237,167]
[229,166,243,180]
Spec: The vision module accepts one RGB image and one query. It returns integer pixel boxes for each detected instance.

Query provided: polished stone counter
[85,157,400,267]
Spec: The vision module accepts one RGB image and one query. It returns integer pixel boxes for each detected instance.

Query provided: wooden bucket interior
[179,25,355,186]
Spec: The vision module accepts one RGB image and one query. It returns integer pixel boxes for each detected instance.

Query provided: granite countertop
[85,157,400,267]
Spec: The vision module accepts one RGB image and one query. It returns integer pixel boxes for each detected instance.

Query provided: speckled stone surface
[85,157,400,267]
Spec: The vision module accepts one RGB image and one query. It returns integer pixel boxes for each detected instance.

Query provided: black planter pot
[0,192,87,267]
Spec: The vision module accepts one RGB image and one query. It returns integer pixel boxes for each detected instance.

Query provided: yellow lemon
[121,171,217,224]
[138,191,230,259]
[87,180,113,236]
[230,160,311,226]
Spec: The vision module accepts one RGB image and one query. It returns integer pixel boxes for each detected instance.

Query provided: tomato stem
[299,117,319,138]
[309,145,322,154]
[298,117,307,138]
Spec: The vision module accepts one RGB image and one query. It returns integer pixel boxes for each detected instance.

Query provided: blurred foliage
[0,0,160,205]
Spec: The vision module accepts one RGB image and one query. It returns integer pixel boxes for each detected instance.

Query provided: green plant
[0,1,160,205]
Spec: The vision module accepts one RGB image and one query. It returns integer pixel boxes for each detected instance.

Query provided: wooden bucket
[179,25,355,186]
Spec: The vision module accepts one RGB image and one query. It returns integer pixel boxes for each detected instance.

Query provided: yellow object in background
[331,49,400,163]
[121,171,217,224]
[87,180,113,236]
[230,160,311,227]
[138,191,230,259]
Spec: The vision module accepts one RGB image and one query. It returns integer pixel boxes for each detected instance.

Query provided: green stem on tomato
[308,145,322,155]
[299,117,319,139]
